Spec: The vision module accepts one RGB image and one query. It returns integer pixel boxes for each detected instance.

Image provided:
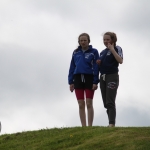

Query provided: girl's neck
[81,46,89,51]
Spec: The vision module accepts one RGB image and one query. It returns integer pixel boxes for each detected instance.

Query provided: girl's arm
[93,50,100,84]
[68,54,76,85]
[107,43,123,64]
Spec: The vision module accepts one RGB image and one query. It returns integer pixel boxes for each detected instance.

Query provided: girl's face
[79,36,89,50]
[103,35,113,48]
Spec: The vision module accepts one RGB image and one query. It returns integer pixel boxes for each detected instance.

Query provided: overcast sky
[0,0,150,134]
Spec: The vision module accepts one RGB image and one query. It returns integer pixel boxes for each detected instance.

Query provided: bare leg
[86,99,94,126]
[78,100,86,126]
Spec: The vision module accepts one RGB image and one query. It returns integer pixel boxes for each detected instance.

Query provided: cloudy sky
[0,0,150,134]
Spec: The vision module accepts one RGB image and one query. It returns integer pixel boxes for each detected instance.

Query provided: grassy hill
[0,126,150,150]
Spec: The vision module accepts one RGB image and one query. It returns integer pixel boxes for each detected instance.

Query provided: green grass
[0,126,150,150]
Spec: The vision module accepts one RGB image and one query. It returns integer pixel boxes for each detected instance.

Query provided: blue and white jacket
[68,45,99,85]
[99,46,123,75]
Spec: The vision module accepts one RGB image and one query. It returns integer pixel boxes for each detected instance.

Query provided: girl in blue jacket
[97,32,123,127]
[68,33,99,126]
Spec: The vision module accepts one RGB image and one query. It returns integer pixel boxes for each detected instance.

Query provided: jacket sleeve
[68,53,76,85]
[116,46,123,59]
[93,50,100,84]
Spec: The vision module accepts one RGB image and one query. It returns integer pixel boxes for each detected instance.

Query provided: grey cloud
[117,107,150,127]
[0,43,71,134]
[116,0,150,33]
[0,44,68,104]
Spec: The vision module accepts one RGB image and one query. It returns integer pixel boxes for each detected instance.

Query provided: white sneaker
[108,124,115,127]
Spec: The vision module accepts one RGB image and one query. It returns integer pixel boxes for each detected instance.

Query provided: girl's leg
[86,99,94,126]
[100,76,109,120]
[85,89,94,126]
[75,89,86,126]
[106,74,119,126]
[77,100,86,126]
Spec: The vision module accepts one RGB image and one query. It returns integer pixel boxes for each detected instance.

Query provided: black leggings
[100,73,119,124]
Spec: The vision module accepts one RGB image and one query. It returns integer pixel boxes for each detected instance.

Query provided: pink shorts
[75,89,94,100]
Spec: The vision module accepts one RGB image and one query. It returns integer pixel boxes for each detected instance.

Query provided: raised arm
[107,43,123,64]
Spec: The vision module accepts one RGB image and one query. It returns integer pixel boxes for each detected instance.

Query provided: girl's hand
[107,43,115,52]
[92,84,98,90]
[70,84,74,92]
[96,60,101,65]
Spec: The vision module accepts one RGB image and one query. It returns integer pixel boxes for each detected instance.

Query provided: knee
[86,102,93,109]
[78,102,85,109]
[106,103,115,109]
